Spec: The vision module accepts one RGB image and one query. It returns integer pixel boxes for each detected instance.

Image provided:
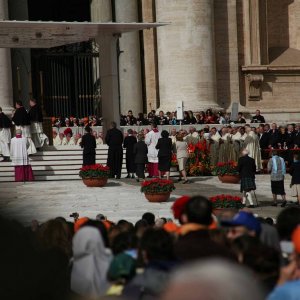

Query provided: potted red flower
[141,178,175,202]
[79,164,110,187]
[209,194,244,209]
[211,161,240,183]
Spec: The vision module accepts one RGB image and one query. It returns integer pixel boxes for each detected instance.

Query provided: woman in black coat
[156,130,173,180]
[133,133,148,182]
[80,126,96,166]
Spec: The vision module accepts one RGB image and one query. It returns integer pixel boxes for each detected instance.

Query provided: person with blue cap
[222,211,261,241]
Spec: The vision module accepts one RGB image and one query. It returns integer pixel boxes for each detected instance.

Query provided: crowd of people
[2,195,300,300]
[51,109,267,128]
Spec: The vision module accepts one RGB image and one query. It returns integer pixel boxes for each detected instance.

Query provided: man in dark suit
[257,124,270,159]
[268,123,280,149]
[123,129,137,178]
[105,121,124,179]
[80,126,96,166]
[238,149,257,208]
[294,124,300,148]
[133,133,148,182]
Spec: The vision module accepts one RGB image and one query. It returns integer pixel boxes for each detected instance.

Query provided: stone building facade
[1,0,300,122]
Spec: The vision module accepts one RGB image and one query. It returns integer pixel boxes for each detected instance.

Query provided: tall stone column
[156,0,218,112]
[90,0,112,22]
[115,0,143,115]
[96,34,120,135]
[0,0,14,114]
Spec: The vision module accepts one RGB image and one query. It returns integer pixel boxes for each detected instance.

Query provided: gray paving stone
[0,175,295,225]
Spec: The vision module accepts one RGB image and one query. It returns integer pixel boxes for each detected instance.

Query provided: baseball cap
[221,211,261,235]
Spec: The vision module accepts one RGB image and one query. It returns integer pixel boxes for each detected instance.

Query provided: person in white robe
[244,125,262,170]
[53,130,62,146]
[10,129,34,182]
[0,107,12,161]
[170,128,177,144]
[209,127,221,166]
[232,127,242,162]
[185,127,200,145]
[62,128,75,145]
[28,99,49,149]
[145,123,161,177]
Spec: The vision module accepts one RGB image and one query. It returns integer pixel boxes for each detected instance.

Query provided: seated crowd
[2,196,300,300]
[51,108,266,128]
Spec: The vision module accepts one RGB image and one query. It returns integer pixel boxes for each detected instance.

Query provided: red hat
[64,128,73,136]
[172,195,191,220]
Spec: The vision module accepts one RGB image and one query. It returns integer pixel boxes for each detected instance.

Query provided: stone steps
[0,146,179,182]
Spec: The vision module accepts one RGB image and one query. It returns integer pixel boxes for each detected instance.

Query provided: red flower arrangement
[209,194,244,209]
[211,161,239,176]
[171,153,178,167]
[186,140,211,176]
[141,178,175,194]
[79,164,110,179]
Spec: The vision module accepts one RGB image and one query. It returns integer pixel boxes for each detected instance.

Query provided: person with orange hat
[171,195,230,262]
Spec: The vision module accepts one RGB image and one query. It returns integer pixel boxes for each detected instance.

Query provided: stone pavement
[0,175,296,226]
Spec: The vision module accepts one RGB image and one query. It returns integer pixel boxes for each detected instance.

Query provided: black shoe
[247,205,256,208]
[281,201,287,208]
[131,174,135,179]
[125,174,130,178]
[136,178,140,182]
[182,180,190,184]
[271,202,278,207]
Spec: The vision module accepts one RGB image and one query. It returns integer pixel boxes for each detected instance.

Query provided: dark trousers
[136,163,145,179]
[107,147,123,177]
[126,154,136,173]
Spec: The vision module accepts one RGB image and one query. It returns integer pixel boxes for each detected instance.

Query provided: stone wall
[214,0,240,109]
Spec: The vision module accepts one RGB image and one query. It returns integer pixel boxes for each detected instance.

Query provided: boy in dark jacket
[133,133,148,182]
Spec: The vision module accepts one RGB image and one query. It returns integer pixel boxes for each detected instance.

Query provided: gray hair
[161,259,264,300]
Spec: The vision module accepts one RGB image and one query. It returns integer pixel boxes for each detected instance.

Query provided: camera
[70,212,79,221]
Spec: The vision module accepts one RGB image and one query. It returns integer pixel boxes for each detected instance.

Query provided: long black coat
[105,128,123,177]
[134,141,148,164]
[290,161,300,185]
[12,107,30,126]
[28,104,43,123]
[294,131,300,147]
[0,112,12,128]
[80,133,96,166]
[238,155,256,179]
[123,135,137,173]
[156,137,172,158]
